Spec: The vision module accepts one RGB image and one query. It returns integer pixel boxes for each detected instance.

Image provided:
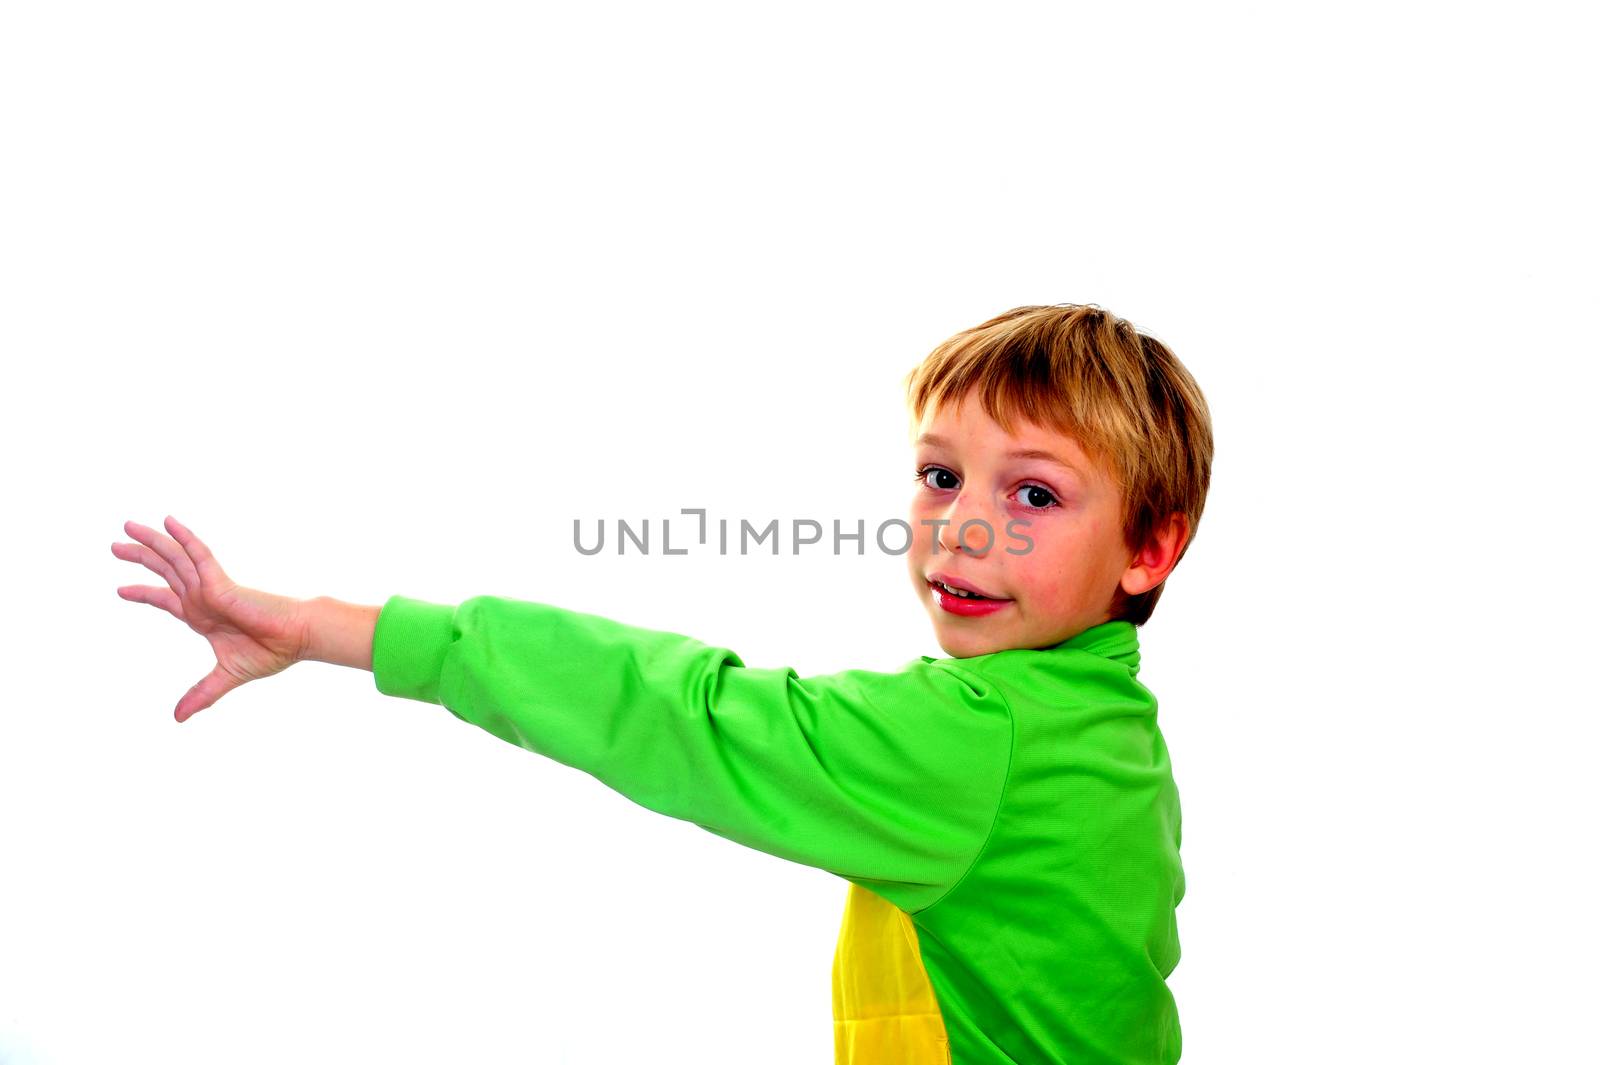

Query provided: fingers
[165,516,231,590]
[175,663,244,723]
[122,519,199,597]
[110,541,185,597]
[116,583,186,621]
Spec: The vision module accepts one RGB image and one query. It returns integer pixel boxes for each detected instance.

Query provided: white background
[3,1,1595,1062]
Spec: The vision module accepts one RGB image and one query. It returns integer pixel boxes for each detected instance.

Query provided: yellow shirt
[833,882,952,1064]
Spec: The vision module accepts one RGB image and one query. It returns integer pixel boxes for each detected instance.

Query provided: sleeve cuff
[371,594,458,705]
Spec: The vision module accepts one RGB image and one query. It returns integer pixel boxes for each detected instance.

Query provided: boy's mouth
[926,574,1012,617]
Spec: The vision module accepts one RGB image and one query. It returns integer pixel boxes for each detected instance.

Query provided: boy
[113,303,1214,1064]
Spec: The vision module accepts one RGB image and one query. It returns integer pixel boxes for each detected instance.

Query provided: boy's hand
[113,516,311,723]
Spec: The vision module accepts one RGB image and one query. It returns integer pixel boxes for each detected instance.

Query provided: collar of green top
[1053,618,1139,662]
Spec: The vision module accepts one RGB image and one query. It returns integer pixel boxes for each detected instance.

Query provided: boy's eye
[916,465,959,491]
[1016,484,1059,510]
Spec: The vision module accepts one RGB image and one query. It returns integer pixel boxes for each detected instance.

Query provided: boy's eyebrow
[915,433,1084,476]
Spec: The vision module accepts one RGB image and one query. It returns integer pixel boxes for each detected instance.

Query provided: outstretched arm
[114,518,1015,912]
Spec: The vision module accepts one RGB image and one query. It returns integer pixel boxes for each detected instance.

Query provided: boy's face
[907,390,1139,658]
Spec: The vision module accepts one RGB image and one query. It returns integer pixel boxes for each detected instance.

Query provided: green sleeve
[371,593,1014,914]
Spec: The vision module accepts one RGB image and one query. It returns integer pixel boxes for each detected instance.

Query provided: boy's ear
[1120,512,1190,596]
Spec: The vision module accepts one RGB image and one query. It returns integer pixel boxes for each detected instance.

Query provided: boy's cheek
[1013,554,1085,612]
[904,515,939,557]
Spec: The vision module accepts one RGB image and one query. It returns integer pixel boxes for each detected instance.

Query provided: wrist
[302,595,382,671]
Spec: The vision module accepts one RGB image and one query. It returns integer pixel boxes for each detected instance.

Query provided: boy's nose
[938,496,995,556]
[939,527,976,555]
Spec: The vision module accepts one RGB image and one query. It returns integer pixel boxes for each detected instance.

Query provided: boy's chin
[929,620,1009,659]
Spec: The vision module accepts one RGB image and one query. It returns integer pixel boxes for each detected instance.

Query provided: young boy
[113,303,1214,1064]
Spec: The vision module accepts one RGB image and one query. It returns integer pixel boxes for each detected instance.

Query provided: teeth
[937,580,985,599]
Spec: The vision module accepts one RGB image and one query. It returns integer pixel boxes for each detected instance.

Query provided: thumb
[175,663,245,723]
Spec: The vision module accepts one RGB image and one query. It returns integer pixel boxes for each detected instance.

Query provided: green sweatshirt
[372,594,1184,1064]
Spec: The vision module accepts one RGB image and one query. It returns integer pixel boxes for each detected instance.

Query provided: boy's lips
[926,572,1012,617]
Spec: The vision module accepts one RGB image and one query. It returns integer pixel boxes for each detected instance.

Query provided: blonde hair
[903,303,1214,626]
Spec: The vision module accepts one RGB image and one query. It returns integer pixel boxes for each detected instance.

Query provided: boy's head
[903,303,1213,658]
